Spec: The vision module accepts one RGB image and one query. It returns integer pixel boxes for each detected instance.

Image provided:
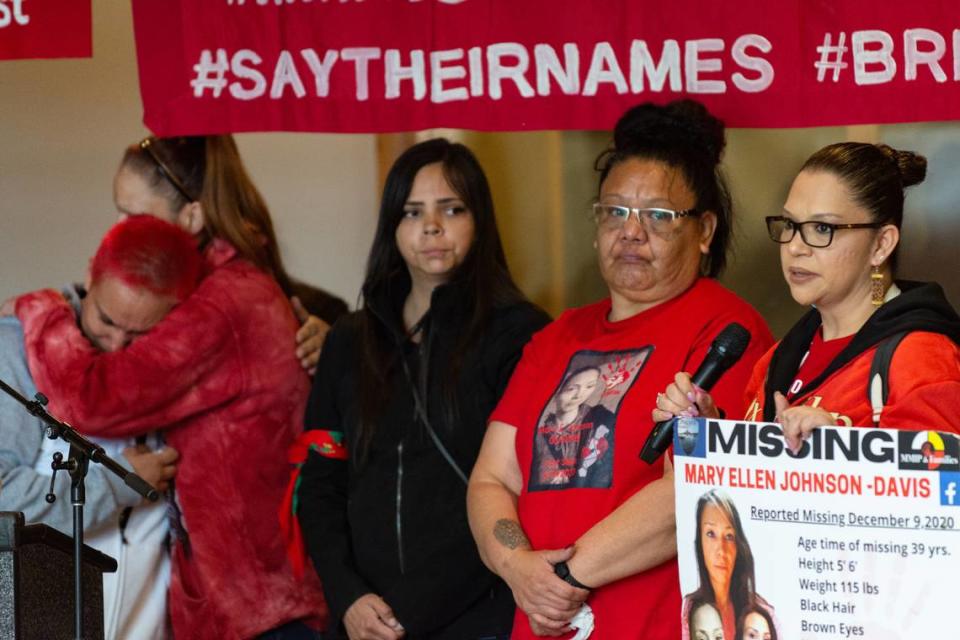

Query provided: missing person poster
[673,418,960,639]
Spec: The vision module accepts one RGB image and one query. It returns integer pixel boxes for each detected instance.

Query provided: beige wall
[0,1,377,307]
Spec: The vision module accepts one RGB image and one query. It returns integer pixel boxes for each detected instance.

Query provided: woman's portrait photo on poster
[681,489,779,640]
[688,595,725,640]
[738,604,777,640]
[529,347,652,491]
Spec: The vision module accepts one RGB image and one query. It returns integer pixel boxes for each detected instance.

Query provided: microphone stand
[0,377,158,640]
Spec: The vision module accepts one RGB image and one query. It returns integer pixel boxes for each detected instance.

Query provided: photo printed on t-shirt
[528,347,652,491]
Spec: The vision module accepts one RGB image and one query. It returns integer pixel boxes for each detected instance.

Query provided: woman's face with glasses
[596,157,715,318]
[779,170,892,311]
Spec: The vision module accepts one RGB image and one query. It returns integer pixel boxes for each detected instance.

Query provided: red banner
[0,1,91,60]
[132,0,960,135]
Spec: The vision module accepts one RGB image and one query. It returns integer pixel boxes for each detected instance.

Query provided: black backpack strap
[399,341,470,486]
[868,331,909,426]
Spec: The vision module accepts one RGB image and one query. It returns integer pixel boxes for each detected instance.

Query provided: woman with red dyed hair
[1,216,196,640]
[89,213,203,303]
[12,137,330,639]
[79,215,203,354]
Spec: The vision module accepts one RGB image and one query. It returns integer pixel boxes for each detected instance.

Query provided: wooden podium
[0,512,117,639]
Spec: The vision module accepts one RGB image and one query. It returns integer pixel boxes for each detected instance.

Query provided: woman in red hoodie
[656,142,960,449]
[14,136,329,639]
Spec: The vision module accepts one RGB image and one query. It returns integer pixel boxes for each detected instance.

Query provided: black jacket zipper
[395,439,405,574]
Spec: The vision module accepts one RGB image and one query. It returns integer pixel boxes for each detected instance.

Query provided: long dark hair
[690,489,757,619]
[800,142,927,272]
[595,99,733,277]
[355,138,525,460]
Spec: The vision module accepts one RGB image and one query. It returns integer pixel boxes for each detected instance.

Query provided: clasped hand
[501,546,589,636]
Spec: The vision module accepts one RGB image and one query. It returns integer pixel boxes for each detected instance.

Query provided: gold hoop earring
[871,265,885,307]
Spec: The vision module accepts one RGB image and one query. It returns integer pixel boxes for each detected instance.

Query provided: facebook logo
[940,473,960,506]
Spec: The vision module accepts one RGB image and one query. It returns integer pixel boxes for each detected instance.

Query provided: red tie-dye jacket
[15,239,327,640]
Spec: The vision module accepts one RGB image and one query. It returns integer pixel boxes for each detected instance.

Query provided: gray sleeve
[0,319,141,535]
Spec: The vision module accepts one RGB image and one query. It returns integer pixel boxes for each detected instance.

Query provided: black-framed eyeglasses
[139,137,196,203]
[592,203,700,235]
[765,216,884,248]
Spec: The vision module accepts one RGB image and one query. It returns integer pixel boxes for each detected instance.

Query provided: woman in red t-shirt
[655,141,960,450]
[468,100,773,639]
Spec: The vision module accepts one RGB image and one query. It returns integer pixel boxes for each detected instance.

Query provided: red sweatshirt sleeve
[882,333,960,434]
[15,288,241,437]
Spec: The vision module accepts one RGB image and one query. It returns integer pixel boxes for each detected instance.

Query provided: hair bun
[613,99,727,166]
[877,144,927,188]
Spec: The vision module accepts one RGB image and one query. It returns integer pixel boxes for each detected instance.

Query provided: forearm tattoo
[494,519,531,550]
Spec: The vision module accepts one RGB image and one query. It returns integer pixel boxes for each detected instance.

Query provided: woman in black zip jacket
[294,138,550,640]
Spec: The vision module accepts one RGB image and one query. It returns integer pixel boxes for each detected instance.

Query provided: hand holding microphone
[652,372,721,422]
[640,322,751,464]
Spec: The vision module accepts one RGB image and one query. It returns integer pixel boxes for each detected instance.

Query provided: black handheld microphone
[639,322,752,464]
